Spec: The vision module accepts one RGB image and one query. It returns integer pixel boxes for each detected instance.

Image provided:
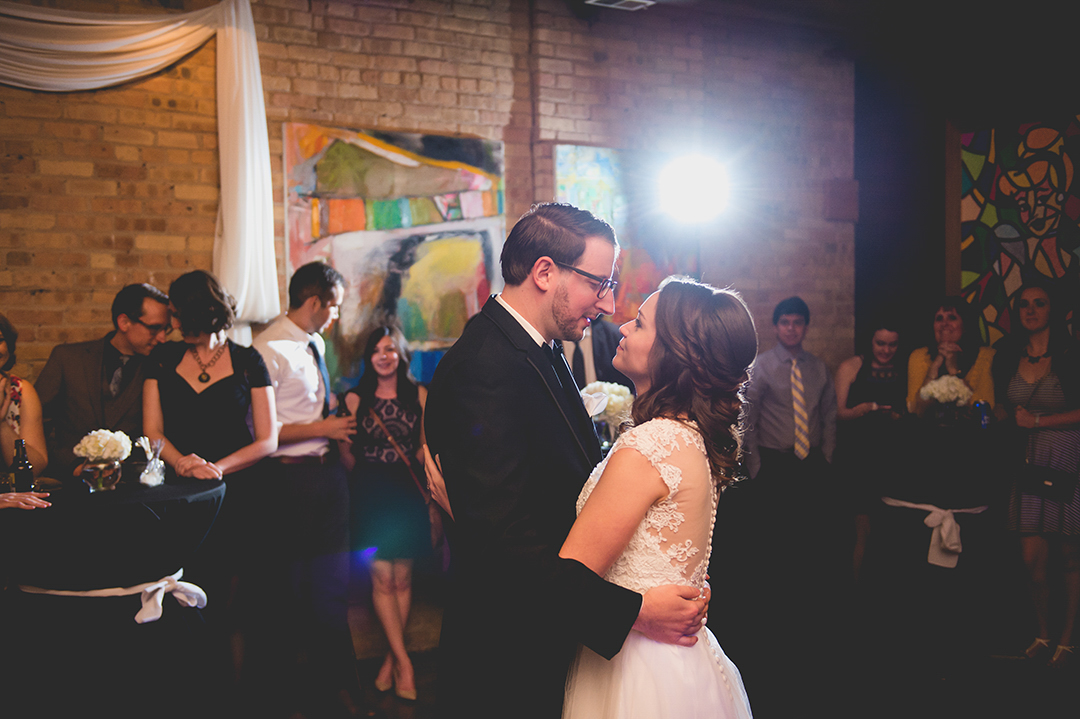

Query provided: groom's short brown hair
[500,202,618,287]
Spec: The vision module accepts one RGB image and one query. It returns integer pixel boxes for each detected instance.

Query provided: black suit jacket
[425,298,642,719]
[36,334,147,476]
[589,316,633,387]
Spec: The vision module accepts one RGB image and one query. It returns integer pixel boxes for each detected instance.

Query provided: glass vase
[81,459,122,493]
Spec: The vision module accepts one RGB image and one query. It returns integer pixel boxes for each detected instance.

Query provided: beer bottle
[13,438,33,492]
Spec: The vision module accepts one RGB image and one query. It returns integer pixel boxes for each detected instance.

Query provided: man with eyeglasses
[425,202,707,719]
[36,283,170,477]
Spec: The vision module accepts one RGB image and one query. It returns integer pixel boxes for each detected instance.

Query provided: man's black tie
[309,340,331,418]
[550,341,581,400]
[570,344,587,389]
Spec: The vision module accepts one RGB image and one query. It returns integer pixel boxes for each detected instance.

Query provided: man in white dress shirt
[253,262,360,716]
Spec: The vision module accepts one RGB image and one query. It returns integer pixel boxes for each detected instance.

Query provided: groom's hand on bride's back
[633,584,709,646]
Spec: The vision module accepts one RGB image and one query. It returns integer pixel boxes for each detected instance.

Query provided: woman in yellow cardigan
[880,296,998,679]
[907,297,995,415]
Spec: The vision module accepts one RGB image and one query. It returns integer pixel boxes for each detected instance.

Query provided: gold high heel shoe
[1024,637,1051,660]
[393,664,417,702]
[374,655,394,692]
[1048,644,1074,668]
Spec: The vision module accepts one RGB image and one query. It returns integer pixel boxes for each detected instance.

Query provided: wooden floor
[344,562,1079,719]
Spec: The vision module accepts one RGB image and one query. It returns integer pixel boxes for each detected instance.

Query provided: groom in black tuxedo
[425,203,708,719]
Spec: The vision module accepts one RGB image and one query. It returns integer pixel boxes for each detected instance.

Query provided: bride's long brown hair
[629,277,758,487]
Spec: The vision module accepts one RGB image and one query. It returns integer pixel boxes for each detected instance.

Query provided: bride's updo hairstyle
[630,277,758,486]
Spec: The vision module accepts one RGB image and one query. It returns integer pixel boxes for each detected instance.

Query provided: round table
[1,477,226,718]
[2,476,225,591]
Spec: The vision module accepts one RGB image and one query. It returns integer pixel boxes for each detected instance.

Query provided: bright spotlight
[658,155,729,223]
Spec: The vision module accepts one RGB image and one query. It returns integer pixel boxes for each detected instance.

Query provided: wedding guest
[0,491,50,509]
[745,296,837,479]
[253,262,360,715]
[907,296,994,415]
[143,271,277,480]
[993,281,1080,668]
[0,313,47,476]
[340,326,428,701]
[36,283,169,477]
[734,295,842,714]
[834,318,907,578]
[875,296,997,683]
[142,270,277,695]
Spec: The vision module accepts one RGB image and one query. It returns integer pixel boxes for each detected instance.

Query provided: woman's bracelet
[1035,415,1040,428]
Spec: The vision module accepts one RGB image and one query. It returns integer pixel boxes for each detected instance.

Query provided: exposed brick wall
[0,0,854,379]
[524,0,855,367]
[0,0,219,373]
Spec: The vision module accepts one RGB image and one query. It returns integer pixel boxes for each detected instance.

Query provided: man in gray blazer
[36,284,170,476]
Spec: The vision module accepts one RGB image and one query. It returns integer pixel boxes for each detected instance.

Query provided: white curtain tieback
[18,568,207,624]
[881,497,988,569]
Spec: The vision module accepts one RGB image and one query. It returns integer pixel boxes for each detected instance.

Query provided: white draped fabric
[0,0,279,335]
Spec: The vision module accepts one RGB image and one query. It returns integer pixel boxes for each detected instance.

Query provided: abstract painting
[960,118,1080,346]
[284,123,505,385]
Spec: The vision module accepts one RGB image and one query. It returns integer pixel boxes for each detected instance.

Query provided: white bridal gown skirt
[563,628,753,719]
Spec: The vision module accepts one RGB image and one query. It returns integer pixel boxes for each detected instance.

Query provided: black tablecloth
[1,477,225,590]
[1,478,227,719]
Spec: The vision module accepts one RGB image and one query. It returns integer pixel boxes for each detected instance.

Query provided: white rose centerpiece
[918,375,974,406]
[74,429,132,492]
[582,381,633,449]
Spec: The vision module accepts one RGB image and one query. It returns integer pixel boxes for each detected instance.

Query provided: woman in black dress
[341,326,428,701]
[993,281,1080,667]
[833,319,907,578]
[142,270,278,690]
[143,270,277,481]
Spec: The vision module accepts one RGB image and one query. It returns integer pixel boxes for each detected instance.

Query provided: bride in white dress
[559,277,757,719]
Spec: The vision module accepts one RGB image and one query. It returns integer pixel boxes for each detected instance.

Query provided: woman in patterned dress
[0,312,48,477]
[994,281,1080,668]
[341,326,428,701]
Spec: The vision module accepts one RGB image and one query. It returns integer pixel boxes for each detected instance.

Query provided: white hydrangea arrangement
[73,429,133,462]
[918,375,974,406]
[582,381,634,426]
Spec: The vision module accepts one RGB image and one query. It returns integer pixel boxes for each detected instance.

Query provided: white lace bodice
[576,418,719,594]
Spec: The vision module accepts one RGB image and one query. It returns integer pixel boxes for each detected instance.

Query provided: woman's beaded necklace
[190,343,227,383]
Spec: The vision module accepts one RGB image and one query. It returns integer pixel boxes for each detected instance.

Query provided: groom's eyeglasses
[553,261,618,300]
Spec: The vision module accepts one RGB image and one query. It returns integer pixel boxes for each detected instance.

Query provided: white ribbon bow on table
[20,568,207,624]
[135,570,208,625]
[881,497,989,569]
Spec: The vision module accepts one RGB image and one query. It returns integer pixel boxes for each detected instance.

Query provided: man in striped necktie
[744,296,836,478]
[717,296,843,716]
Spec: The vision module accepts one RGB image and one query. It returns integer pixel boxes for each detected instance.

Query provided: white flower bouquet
[582,381,633,448]
[73,429,133,462]
[583,381,634,426]
[918,375,974,407]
